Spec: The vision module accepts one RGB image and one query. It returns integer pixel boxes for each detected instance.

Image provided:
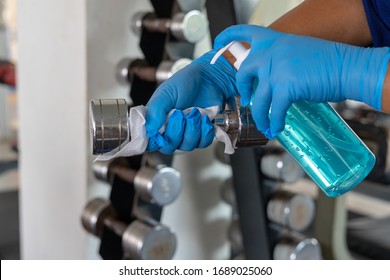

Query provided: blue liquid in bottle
[276,101,375,197]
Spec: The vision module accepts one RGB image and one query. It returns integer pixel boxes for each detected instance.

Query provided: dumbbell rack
[86,0,361,260]
[91,0,206,260]
[204,0,273,259]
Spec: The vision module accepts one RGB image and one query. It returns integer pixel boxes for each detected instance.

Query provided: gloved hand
[214,25,390,139]
[145,50,238,154]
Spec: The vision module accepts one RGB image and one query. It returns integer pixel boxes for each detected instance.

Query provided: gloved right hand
[145,50,238,154]
[215,25,390,139]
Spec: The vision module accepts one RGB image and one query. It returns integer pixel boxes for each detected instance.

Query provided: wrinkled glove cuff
[343,45,390,110]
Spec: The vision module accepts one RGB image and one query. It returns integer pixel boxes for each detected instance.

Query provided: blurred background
[1,0,390,260]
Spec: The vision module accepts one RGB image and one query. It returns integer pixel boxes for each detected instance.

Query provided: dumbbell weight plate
[122,220,177,260]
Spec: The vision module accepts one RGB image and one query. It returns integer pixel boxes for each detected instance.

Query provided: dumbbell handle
[109,164,138,184]
[93,159,181,206]
[103,217,127,236]
[142,16,170,33]
[131,10,208,43]
[116,58,192,86]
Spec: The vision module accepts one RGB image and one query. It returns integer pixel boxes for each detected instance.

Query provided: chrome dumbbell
[89,99,129,155]
[81,198,177,260]
[90,97,268,155]
[266,190,315,232]
[273,231,322,260]
[116,58,192,86]
[260,150,305,183]
[220,179,315,232]
[226,219,321,260]
[131,10,208,43]
[92,158,181,206]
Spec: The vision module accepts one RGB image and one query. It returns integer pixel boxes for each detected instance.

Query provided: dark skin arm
[269,0,372,45]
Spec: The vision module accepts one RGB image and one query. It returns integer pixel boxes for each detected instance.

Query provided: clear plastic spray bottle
[217,41,375,197]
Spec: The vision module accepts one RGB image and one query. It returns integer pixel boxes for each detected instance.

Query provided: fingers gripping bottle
[214,41,375,197]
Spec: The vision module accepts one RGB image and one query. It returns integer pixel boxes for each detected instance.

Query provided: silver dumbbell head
[116,58,156,85]
[116,58,134,86]
[267,190,315,232]
[130,11,149,36]
[156,58,192,84]
[134,166,182,206]
[81,198,116,236]
[90,99,129,155]
[122,220,177,260]
[170,10,208,43]
[92,160,111,182]
[261,152,304,183]
[92,158,129,182]
[273,233,322,260]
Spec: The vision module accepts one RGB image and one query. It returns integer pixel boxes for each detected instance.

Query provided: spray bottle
[217,41,375,197]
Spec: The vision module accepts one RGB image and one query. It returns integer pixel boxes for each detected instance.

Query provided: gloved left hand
[214,25,390,139]
[145,50,238,154]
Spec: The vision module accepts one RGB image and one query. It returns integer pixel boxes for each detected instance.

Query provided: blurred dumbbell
[227,219,321,260]
[81,198,177,260]
[116,58,192,86]
[131,10,208,43]
[260,150,305,183]
[92,159,181,206]
[273,231,322,260]
[266,190,315,232]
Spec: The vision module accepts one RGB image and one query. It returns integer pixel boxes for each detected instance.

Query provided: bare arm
[267,0,390,112]
[383,68,390,112]
[269,0,372,46]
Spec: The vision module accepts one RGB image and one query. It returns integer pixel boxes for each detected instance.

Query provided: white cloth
[95,105,235,161]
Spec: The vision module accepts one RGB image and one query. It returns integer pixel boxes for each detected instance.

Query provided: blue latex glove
[145,50,238,154]
[214,25,390,139]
